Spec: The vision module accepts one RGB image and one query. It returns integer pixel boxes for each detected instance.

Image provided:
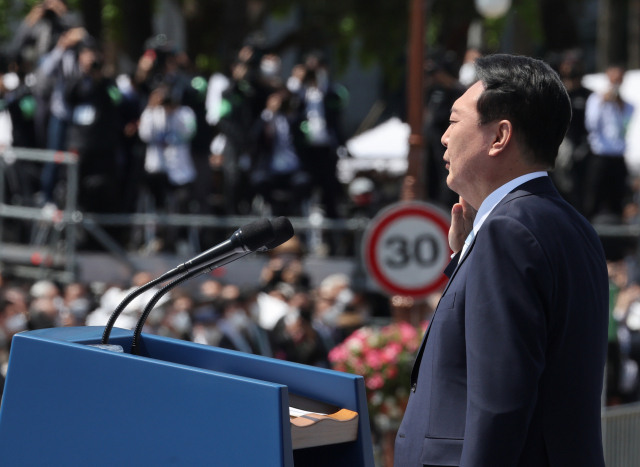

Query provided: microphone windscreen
[240,218,275,251]
[266,217,294,250]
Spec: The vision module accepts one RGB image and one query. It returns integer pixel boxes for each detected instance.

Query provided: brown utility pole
[597,0,612,71]
[402,0,426,201]
[629,0,640,70]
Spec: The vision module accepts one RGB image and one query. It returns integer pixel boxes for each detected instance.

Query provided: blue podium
[0,327,374,467]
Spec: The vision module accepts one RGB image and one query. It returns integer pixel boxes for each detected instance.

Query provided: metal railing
[3,146,640,285]
[0,147,79,282]
[0,147,372,282]
[602,402,640,467]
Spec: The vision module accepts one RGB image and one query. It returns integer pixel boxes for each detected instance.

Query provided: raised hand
[448,196,477,254]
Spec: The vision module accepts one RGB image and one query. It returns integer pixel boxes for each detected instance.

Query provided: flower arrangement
[328,321,426,428]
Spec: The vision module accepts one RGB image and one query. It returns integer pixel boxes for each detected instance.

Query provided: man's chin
[446,178,462,198]
[445,175,455,191]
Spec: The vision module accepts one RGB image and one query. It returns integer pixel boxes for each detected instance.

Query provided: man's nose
[441,128,449,148]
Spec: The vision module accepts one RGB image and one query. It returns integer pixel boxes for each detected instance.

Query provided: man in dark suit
[394,54,608,467]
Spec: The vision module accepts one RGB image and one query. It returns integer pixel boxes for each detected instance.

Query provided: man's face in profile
[441,81,495,205]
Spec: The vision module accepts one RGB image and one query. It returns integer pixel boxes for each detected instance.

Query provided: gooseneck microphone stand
[130,216,294,355]
[101,218,276,345]
[130,260,227,355]
[101,268,181,345]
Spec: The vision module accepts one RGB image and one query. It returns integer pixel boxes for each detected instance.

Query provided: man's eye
[449,120,457,124]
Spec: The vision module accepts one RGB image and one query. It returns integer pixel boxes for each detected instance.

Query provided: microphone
[266,216,295,250]
[175,218,274,273]
[129,217,294,355]
[195,216,296,275]
[101,218,275,345]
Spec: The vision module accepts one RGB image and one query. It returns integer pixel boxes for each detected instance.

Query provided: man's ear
[488,120,513,157]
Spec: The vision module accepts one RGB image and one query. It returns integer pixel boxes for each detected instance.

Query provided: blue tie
[461,229,475,258]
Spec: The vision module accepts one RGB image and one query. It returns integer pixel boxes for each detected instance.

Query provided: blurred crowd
[606,258,640,405]
[0,0,358,253]
[1,2,637,255]
[0,239,406,400]
[1,238,637,408]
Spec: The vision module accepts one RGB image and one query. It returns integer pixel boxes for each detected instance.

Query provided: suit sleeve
[459,216,552,467]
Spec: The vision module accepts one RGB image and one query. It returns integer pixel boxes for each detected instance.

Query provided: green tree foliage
[0,0,568,87]
[272,0,409,88]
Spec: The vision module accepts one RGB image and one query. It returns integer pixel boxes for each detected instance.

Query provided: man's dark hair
[475,54,572,169]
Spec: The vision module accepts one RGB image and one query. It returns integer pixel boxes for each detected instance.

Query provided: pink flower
[328,345,348,363]
[385,366,398,379]
[365,349,384,370]
[333,363,347,372]
[351,327,372,345]
[398,322,418,343]
[366,373,384,390]
[347,339,364,355]
[381,342,403,364]
[354,364,366,375]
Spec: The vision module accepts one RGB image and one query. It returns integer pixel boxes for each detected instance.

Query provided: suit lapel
[410,176,559,384]
[410,233,477,383]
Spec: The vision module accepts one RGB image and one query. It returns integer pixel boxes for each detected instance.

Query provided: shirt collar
[472,171,548,235]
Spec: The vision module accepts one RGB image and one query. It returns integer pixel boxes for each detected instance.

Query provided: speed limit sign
[363,201,451,298]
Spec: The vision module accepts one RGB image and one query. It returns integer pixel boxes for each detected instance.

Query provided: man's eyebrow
[450,107,459,115]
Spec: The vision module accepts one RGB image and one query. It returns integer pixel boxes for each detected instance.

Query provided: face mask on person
[5,313,27,334]
[169,311,191,334]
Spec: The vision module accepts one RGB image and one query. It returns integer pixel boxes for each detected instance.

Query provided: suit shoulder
[493,192,606,267]
[500,191,597,238]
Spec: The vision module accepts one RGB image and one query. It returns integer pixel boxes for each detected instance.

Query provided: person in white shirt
[138,85,197,212]
[584,65,634,220]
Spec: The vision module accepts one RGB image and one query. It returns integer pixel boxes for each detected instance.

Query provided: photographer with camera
[36,26,86,205]
[138,83,197,250]
[64,39,122,213]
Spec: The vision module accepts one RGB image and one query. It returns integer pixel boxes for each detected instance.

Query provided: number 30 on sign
[363,202,452,298]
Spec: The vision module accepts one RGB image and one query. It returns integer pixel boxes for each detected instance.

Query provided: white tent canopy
[346,117,410,159]
[339,117,410,183]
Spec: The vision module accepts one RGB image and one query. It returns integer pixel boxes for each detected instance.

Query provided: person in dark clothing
[297,64,347,219]
[270,292,329,367]
[3,60,37,149]
[0,59,41,242]
[424,57,465,208]
[64,40,121,213]
[36,26,86,203]
[584,65,634,221]
[8,0,80,64]
[115,74,145,215]
[250,89,311,216]
[555,56,592,214]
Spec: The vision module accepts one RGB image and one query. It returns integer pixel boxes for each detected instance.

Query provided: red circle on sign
[53,151,65,164]
[364,202,451,297]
